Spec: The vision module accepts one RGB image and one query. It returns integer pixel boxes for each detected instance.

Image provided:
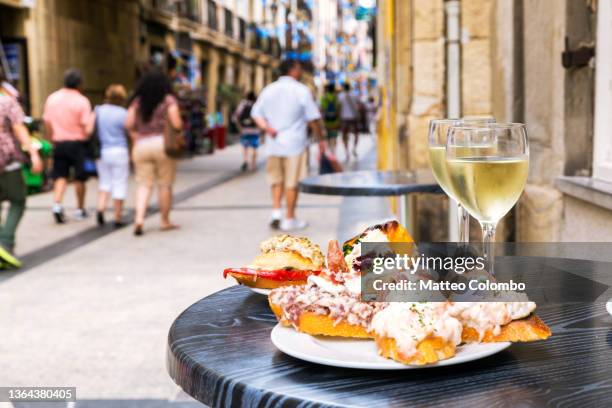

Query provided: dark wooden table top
[167,258,612,408]
[299,170,443,196]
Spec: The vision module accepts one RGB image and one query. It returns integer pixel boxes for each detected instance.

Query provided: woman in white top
[86,84,129,227]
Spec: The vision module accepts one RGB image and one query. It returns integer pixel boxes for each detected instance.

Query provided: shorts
[341,119,358,133]
[97,147,129,200]
[132,136,177,187]
[52,141,89,181]
[240,134,260,149]
[325,129,339,140]
[266,152,308,189]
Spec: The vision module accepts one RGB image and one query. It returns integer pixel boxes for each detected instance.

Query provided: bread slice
[229,273,307,289]
[376,335,457,365]
[269,299,373,338]
[461,314,551,343]
[251,251,318,270]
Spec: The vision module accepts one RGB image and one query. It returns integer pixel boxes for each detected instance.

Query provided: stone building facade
[376,0,610,242]
[0,0,281,118]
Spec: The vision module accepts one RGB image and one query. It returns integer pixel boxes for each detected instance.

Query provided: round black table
[299,170,443,236]
[167,257,612,408]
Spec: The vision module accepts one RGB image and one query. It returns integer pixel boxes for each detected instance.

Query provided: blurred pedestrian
[320,83,341,152]
[86,84,129,228]
[364,96,378,136]
[0,69,43,267]
[125,70,182,236]
[251,59,326,231]
[338,83,360,161]
[43,68,92,223]
[232,91,259,171]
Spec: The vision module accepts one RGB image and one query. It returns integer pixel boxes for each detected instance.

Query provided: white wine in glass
[427,118,495,242]
[446,156,528,223]
[446,123,529,274]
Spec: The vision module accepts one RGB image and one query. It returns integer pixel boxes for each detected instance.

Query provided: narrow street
[0,136,389,406]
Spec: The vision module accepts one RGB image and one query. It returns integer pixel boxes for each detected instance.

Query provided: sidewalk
[0,136,391,407]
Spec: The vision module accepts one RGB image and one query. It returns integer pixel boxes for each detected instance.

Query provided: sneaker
[52,203,65,224]
[133,224,144,236]
[240,162,248,172]
[270,209,282,230]
[74,208,88,220]
[96,211,105,227]
[280,218,308,231]
[0,245,22,269]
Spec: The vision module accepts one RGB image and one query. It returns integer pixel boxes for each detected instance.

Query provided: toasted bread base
[376,335,457,365]
[251,251,319,270]
[461,314,551,343]
[230,273,307,289]
[269,300,373,338]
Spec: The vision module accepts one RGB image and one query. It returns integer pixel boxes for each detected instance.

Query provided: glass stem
[481,221,497,275]
[458,204,470,243]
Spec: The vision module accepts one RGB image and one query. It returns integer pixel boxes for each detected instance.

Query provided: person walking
[125,70,182,236]
[232,91,259,171]
[251,59,325,231]
[320,83,341,152]
[0,69,43,267]
[338,83,360,161]
[364,96,379,136]
[86,84,129,227]
[43,68,92,223]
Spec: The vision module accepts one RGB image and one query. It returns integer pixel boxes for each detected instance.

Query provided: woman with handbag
[125,70,183,236]
[86,84,129,227]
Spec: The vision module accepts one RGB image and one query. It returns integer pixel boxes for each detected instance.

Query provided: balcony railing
[177,0,201,23]
[153,0,200,22]
[152,0,175,14]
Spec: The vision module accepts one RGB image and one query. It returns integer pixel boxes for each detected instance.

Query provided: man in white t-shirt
[338,83,361,161]
[251,60,325,231]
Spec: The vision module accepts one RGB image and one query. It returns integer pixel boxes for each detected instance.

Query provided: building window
[239,18,246,43]
[594,0,612,182]
[224,8,234,38]
[207,0,218,31]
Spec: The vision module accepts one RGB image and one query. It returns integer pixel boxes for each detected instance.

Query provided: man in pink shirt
[43,69,92,223]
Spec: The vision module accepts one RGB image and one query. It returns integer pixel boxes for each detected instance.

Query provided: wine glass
[428,118,495,242]
[445,123,529,274]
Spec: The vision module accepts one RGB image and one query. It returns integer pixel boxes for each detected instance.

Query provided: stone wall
[22,0,140,115]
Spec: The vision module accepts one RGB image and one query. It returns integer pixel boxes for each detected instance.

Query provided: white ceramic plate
[248,286,271,296]
[271,324,511,370]
[606,300,612,316]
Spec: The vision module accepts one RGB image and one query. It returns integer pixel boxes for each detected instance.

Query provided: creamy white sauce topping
[371,302,462,358]
[448,301,536,339]
[345,229,390,272]
[308,275,346,295]
[306,275,362,296]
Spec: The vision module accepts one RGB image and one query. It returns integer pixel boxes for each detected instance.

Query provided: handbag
[88,106,101,160]
[164,110,186,158]
[319,151,343,174]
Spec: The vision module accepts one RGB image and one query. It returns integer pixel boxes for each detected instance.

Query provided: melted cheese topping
[260,235,324,268]
[371,302,462,358]
[448,301,536,339]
